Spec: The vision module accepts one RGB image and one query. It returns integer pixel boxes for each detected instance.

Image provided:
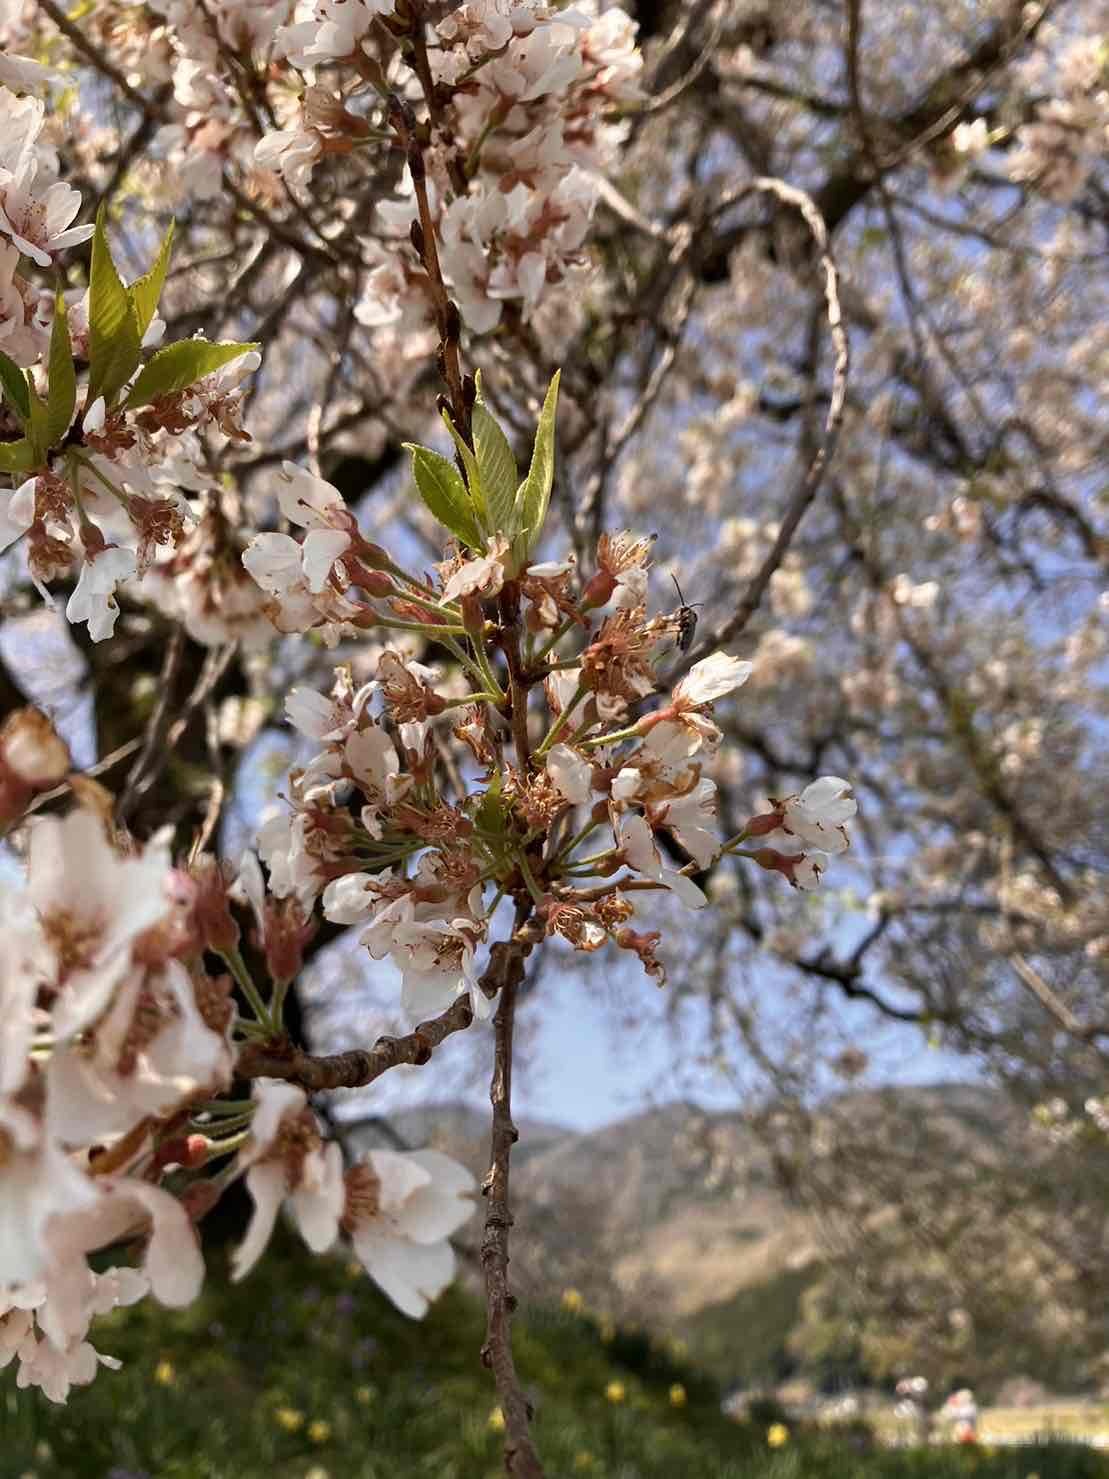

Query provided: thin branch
[237,994,477,1091]
[119,642,238,824]
[236,920,543,1089]
[480,905,544,1478]
[630,0,726,121]
[37,0,152,113]
[1009,954,1109,1046]
[116,627,186,822]
[679,177,850,670]
[24,737,143,814]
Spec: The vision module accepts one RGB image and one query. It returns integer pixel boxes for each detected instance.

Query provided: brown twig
[237,994,476,1090]
[386,94,471,439]
[236,920,542,1089]
[480,904,544,1478]
[24,736,143,814]
[498,585,533,769]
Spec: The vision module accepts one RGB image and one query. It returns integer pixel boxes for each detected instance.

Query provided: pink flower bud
[744,810,786,837]
[582,570,617,608]
[190,857,241,955]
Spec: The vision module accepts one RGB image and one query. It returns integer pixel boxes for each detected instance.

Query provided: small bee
[670,573,702,654]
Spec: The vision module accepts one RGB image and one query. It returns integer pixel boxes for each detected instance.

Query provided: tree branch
[679,177,849,669]
[236,920,543,1089]
[480,904,544,1478]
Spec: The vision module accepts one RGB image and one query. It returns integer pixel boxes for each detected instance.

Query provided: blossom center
[40,908,106,980]
[341,1163,381,1229]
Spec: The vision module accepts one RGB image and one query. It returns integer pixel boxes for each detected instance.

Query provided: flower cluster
[0,804,222,1397]
[247,435,857,1006]
[0,78,263,643]
[0,737,475,1400]
[233,1081,475,1319]
[1009,36,1109,204]
[72,0,640,337]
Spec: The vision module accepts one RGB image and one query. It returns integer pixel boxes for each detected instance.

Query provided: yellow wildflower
[669,1383,687,1408]
[767,1422,790,1448]
[605,1380,626,1404]
[561,1288,584,1313]
[153,1360,176,1387]
[275,1407,305,1433]
[573,1454,596,1472]
[488,1406,506,1432]
[307,1420,331,1444]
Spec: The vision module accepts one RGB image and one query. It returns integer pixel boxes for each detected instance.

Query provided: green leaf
[405,443,484,551]
[441,410,486,531]
[25,373,49,461]
[0,437,36,473]
[0,349,29,425]
[474,773,508,841]
[45,293,76,449]
[129,219,175,337]
[473,401,518,537]
[515,370,560,559]
[88,207,143,407]
[124,339,260,410]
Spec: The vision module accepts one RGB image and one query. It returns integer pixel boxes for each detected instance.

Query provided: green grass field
[2,1232,1104,1479]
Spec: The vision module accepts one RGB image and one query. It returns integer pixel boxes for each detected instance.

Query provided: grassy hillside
[682,1265,822,1389]
[1,1230,1103,1479]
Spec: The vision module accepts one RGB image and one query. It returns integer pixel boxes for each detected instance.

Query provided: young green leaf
[405,443,484,551]
[25,373,49,462]
[129,219,175,338]
[441,410,487,531]
[87,208,142,407]
[0,437,35,474]
[124,339,260,411]
[0,349,29,426]
[515,369,560,559]
[474,773,508,841]
[45,293,77,449]
[472,401,518,538]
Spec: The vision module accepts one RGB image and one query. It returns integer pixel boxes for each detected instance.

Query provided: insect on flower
[670,573,702,654]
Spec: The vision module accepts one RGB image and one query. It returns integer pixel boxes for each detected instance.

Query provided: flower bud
[0,706,70,787]
[264,897,316,985]
[744,809,786,837]
[190,856,241,955]
[582,570,616,608]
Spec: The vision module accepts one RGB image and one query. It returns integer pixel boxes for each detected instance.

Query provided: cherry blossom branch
[236,994,477,1090]
[387,94,472,439]
[236,921,543,1089]
[481,904,544,1478]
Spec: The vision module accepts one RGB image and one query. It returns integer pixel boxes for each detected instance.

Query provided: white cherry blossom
[65,546,138,643]
[616,812,707,911]
[231,1082,345,1281]
[343,1149,476,1318]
